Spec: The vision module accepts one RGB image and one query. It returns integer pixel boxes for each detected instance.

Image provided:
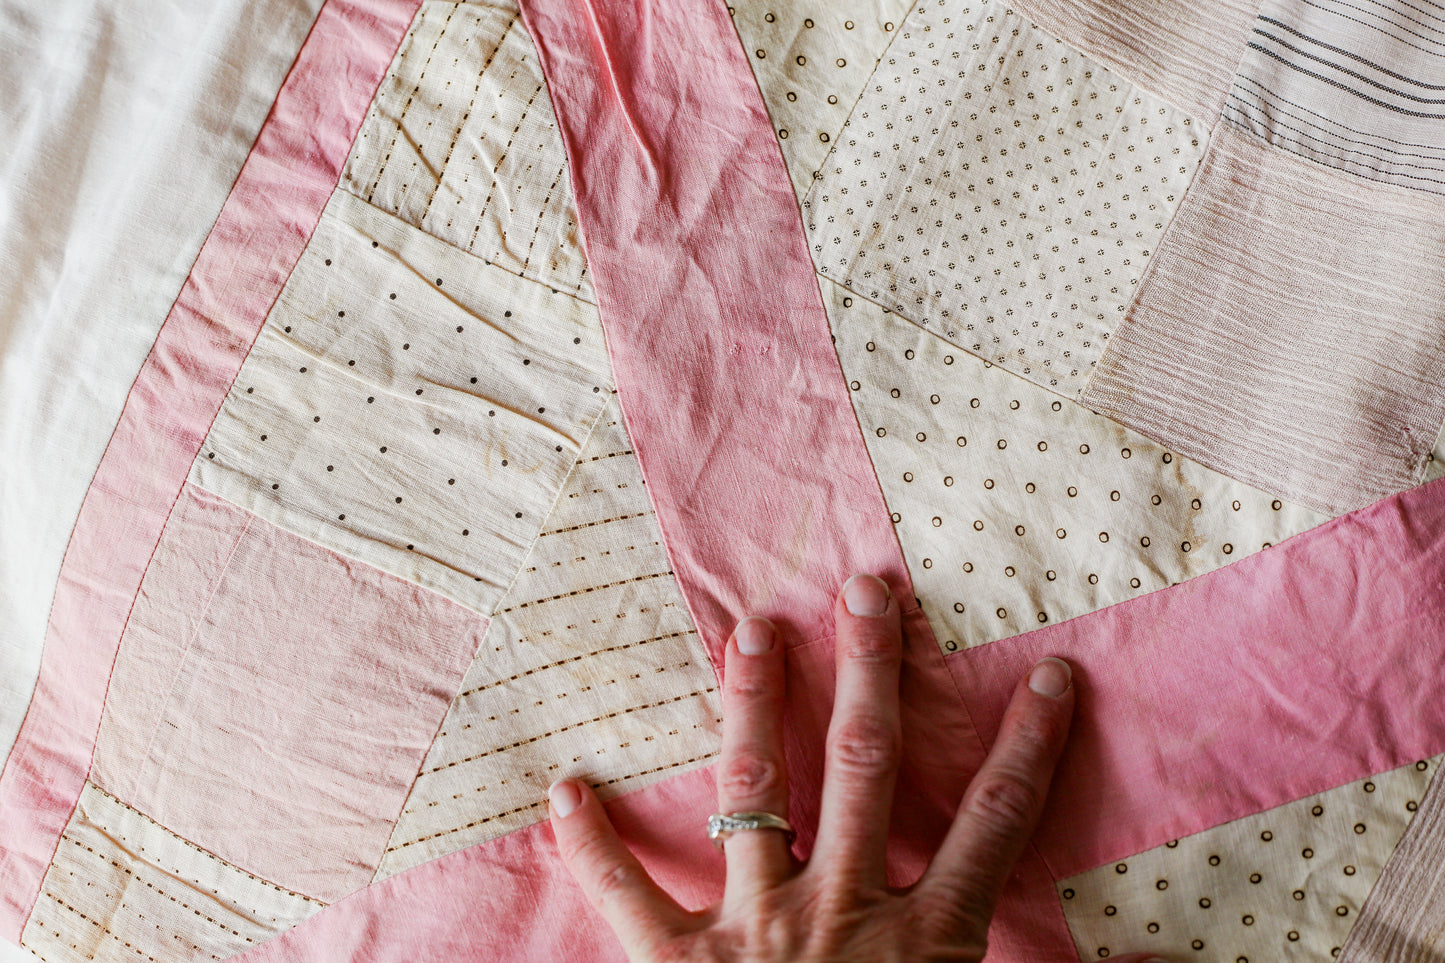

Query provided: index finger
[548,778,694,958]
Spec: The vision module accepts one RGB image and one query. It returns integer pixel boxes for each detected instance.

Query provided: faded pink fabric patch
[90,483,484,902]
[950,476,1445,881]
[0,0,420,938]
[1081,124,1445,515]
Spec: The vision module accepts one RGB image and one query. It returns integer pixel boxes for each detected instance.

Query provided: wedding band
[707,811,796,850]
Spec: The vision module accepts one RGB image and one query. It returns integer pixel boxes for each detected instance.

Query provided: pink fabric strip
[496,1,1073,957]
[515,0,907,658]
[0,0,419,940]
[950,477,1445,880]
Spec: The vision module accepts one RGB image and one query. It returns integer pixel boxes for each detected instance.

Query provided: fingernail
[843,573,890,617]
[1028,657,1072,698]
[549,779,582,818]
[735,617,775,655]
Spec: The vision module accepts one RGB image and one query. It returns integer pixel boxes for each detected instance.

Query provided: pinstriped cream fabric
[802,0,1206,398]
[191,187,612,616]
[1059,757,1440,963]
[21,782,321,962]
[1002,0,1262,125]
[1081,124,1445,515]
[1228,0,1445,196]
[824,277,1325,652]
[729,0,915,200]
[342,0,593,300]
[378,393,722,878]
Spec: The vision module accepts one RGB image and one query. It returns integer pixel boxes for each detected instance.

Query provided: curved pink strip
[950,477,1445,880]
[517,0,910,659]
[0,0,420,940]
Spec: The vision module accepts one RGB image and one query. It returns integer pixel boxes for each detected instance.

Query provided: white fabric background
[0,3,324,937]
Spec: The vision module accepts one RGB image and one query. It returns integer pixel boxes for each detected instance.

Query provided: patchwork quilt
[2,0,1444,959]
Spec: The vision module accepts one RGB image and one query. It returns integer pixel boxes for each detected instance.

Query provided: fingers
[915,657,1076,931]
[717,617,793,903]
[549,778,691,958]
[810,574,904,887]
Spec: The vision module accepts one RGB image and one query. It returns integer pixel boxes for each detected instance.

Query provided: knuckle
[719,753,785,802]
[968,772,1043,830]
[567,836,638,907]
[726,673,779,705]
[830,718,902,778]
[906,895,991,957]
[1009,710,1067,759]
[591,859,645,911]
[841,627,901,666]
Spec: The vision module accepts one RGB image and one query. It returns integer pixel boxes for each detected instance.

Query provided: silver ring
[707,811,796,850]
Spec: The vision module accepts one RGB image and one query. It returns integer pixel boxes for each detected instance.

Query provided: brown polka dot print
[824,279,1325,653]
[730,0,915,199]
[801,0,1205,397]
[191,190,612,617]
[1058,757,1440,962]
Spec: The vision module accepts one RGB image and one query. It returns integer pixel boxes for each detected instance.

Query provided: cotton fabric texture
[3,0,1445,959]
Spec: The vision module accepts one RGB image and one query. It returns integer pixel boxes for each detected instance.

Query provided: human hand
[547,573,1164,962]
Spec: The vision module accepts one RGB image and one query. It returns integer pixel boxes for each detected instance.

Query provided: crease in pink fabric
[950,476,1445,880]
[0,0,421,940]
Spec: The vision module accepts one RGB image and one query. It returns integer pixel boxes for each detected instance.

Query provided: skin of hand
[547,573,1166,963]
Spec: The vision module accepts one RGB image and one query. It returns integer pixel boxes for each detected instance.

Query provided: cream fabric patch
[1080,124,1445,515]
[191,188,611,616]
[1425,424,1445,485]
[1003,0,1261,124]
[1341,751,1445,961]
[378,394,722,878]
[1058,757,1440,963]
[825,278,1326,652]
[342,0,593,300]
[1228,0,1445,196]
[730,0,915,200]
[21,782,321,961]
[803,0,1205,398]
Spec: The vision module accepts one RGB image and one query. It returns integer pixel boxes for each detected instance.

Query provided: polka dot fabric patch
[191,188,612,616]
[377,395,721,878]
[802,0,1206,398]
[730,0,914,200]
[826,279,1325,652]
[1003,0,1261,124]
[343,0,593,301]
[1058,756,1441,963]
